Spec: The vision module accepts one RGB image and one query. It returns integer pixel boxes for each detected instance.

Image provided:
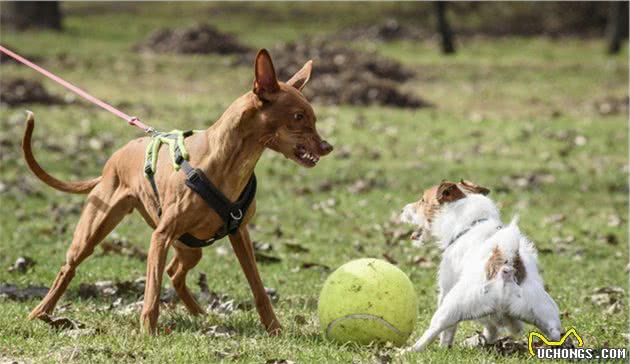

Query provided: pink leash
[0,44,155,133]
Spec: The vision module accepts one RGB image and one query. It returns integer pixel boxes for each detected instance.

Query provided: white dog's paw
[396,346,418,356]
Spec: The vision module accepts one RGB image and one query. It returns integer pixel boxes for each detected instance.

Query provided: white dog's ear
[459,179,490,195]
[437,181,466,204]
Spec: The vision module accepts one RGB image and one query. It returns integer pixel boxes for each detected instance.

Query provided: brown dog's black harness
[144,130,256,248]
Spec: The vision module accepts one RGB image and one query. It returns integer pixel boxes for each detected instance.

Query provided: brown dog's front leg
[140,229,172,335]
[229,227,282,335]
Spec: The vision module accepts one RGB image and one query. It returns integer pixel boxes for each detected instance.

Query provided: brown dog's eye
[293,112,304,121]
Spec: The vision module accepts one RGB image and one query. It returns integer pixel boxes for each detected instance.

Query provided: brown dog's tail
[22,112,102,194]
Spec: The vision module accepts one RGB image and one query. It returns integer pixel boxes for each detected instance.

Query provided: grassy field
[0,3,627,363]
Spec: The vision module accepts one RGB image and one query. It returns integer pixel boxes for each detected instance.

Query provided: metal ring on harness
[230,209,243,221]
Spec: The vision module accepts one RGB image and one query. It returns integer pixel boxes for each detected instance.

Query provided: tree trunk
[435,1,455,54]
[2,1,63,31]
[607,1,629,54]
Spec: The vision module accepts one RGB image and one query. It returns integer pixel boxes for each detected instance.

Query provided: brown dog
[21,49,333,335]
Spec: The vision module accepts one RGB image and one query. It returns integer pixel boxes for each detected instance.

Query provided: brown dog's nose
[319,140,333,155]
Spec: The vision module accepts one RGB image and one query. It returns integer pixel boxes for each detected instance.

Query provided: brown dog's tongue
[410,228,423,241]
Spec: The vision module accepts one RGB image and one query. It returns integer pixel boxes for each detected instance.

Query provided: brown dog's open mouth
[294,144,320,167]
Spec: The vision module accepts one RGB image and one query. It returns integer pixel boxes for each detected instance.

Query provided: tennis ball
[318,258,418,346]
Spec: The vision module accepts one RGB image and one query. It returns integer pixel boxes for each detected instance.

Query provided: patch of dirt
[0,78,64,106]
[240,39,430,108]
[0,50,40,65]
[135,24,251,55]
[594,96,629,116]
[77,279,146,300]
[337,18,426,42]
[0,283,48,301]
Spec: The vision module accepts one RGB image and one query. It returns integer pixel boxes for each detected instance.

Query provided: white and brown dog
[399,180,563,352]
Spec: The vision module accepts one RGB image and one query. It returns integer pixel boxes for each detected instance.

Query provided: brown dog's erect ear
[253,49,279,97]
[286,60,312,92]
[459,179,491,195]
[437,180,466,204]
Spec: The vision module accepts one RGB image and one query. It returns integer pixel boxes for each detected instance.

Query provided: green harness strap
[143,129,202,215]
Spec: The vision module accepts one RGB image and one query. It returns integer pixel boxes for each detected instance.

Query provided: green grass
[0,2,628,363]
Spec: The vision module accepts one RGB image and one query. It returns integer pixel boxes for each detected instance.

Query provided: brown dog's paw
[28,306,50,321]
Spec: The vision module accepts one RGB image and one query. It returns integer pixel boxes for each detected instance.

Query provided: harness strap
[180,159,257,240]
[143,130,257,249]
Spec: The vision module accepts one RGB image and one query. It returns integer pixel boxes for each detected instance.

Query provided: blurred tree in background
[2,1,62,31]
[607,1,629,54]
[435,1,455,54]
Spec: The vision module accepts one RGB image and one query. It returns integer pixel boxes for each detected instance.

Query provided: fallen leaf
[463,332,530,355]
[293,314,307,325]
[265,287,279,303]
[7,256,36,273]
[384,226,416,245]
[255,252,282,264]
[61,328,96,338]
[334,146,352,159]
[253,241,273,252]
[198,272,211,301]
[410,256,434,269]
[215,246,229,256]
[590,286,625,314]
[204,325,235,338]
[116,300,144,315]
[284,242,309,253]
[100,235,147,261]
[542,214,565,226]
[39,313,84,331]
[197,275,248,314]
[0,358,26,364]
[347,178,377,194]
[273,226,284,238]
[297,262,330,271]
[605,301,624,315]
[374,352,392,364]
[312,198,337,215]
[382,252,398,265]
[607,214,621,227]
[501,172,555,191]
[573,135,587,146]
[317,180,334,192]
